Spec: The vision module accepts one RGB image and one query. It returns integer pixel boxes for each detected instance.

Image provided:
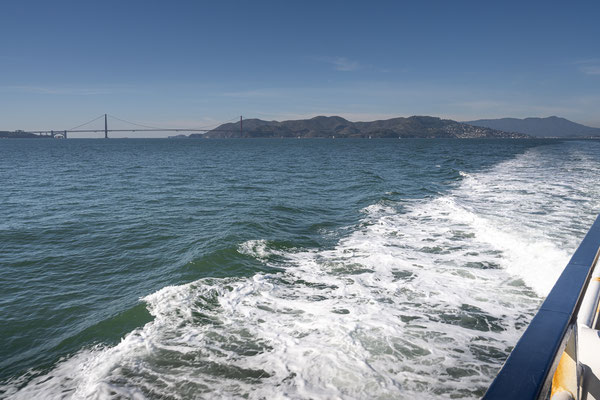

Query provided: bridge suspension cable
[107,114,239,132]
[66,114,105,131]
[107,114,166,130]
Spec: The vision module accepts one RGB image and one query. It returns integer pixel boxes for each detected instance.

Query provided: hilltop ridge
[196,115,526,138]
[465,116,600,138]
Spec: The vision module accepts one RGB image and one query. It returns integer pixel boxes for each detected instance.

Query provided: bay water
[1,138,599,399]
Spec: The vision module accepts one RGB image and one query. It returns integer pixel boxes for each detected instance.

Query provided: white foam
[238,239,273,260]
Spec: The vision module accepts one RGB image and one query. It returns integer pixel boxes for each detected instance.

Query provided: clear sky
[1,0,599,136]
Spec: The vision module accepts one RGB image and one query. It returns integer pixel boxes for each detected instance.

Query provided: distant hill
[0,131,48,138]
[464,116,600,138]
[196,115,527,139]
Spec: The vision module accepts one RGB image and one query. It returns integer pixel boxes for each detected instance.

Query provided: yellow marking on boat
[551,351,576,400]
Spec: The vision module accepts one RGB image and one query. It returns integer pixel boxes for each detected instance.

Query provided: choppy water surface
[1,138,598,399]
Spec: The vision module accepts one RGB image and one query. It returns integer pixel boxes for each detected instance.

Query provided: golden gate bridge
[24,114,243,138]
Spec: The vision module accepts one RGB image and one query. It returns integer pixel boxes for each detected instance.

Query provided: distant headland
[0,130,52,139]
[464,116,600,138]
[193,115,527,139]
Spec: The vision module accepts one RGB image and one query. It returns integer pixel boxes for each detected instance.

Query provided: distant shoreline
[4,136,600,141]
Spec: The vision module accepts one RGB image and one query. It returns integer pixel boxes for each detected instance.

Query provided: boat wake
[3,142,599,399]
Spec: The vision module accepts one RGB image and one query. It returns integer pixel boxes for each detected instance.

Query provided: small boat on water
[484,214,600,400]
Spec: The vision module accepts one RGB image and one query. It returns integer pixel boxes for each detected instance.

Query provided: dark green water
[1,138,598,399]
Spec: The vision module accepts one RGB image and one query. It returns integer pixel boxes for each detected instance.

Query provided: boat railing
[483,214,600,400]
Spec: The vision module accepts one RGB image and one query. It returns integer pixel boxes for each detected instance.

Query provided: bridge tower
[240,116,242,136]
[104,114,108,139]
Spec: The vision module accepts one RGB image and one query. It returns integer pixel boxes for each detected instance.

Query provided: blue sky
[1,0,599,136]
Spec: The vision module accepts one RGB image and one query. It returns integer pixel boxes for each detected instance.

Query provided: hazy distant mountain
[197,116,527,139]
[0,131,47,138]
[464,116,600,138]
